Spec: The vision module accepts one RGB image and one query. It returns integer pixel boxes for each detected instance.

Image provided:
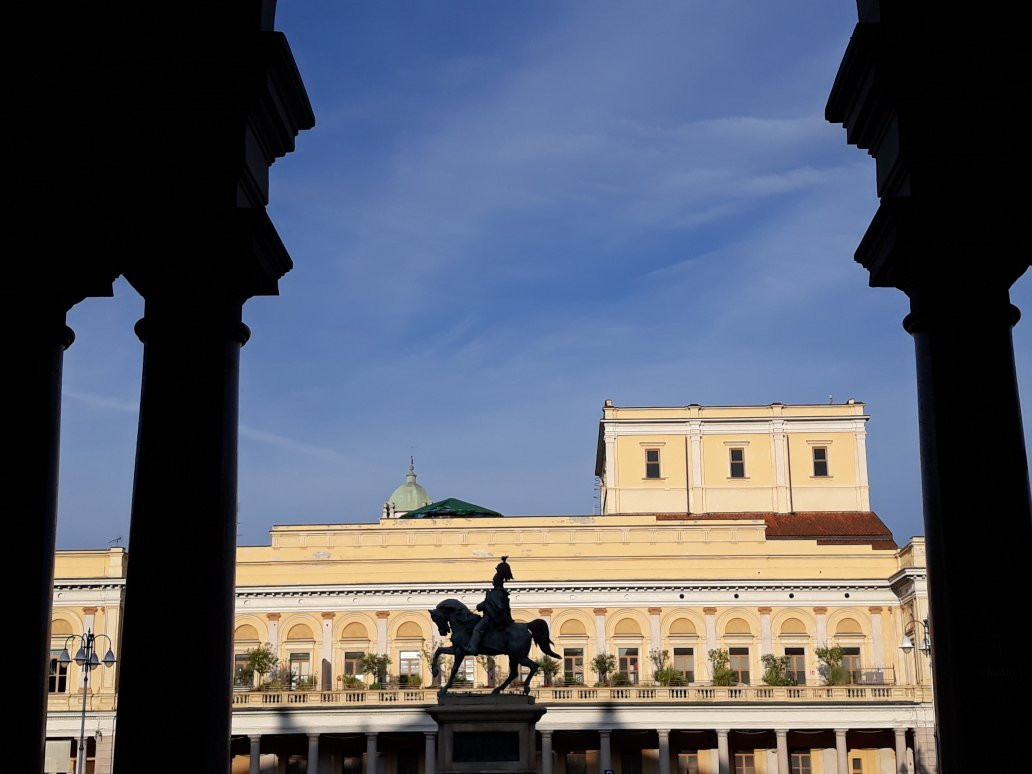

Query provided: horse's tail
[527,619,561,659]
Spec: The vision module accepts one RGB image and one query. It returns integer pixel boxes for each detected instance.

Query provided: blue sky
[57,1,1030,549]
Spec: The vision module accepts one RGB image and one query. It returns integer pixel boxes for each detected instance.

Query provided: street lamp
[59,630,116,774]
[899,617,931,684]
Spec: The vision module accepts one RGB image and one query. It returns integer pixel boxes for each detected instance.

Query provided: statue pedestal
[427,694,547,774]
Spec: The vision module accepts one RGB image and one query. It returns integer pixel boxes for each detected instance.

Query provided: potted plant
[761,654,795,686]
[537,656,561,687]
[591,653,616,686]
[708,649,737,686]
[245,643,278,690]
[815,646,849,685]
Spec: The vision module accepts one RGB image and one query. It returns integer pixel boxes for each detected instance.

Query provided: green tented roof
[401,498,503,519]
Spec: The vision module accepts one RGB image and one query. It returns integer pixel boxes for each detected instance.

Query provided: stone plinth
[427,694,547,774]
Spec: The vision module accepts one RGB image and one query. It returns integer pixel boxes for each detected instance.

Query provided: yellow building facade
[45,403,935,774]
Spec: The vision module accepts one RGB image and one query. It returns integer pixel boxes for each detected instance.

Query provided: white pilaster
[658,729,671,774]
[321,613,335,689]
[688,420,704,513]
[704,608,717,678]
[814,607,827,646]
[267,614,280,652]
[604,432,618,514]
[869,607,884,668]
[649,608,662,654]
[759,608,772,656]
[854,426,871,510]
[594,609,607,656]
[772,419,790,513]
[541,731,553,774]
[376,612,389,654]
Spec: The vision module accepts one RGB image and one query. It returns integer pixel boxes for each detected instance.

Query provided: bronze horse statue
[429,598,561,695]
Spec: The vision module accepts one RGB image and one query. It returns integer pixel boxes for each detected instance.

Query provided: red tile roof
[653,511,897,549]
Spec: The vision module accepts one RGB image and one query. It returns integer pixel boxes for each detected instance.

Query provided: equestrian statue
[429,556,561,695]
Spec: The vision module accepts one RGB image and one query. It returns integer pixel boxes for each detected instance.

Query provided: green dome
[387,463,432,515]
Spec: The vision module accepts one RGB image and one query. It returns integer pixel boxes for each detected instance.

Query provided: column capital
[703,607,718,615]
[835,728,848,738]
[538,608,553,616]
[716,728,730,737]
[366,731,378,740]
[813,606,828,614]
[321,612,336,620]
[648,607,663,615]
[868,606,883,613]
[540,730,552,739]
[757,607,772,614]
[599,730,611,738]
[249,734,262,743]
[266,613,281,621]
[425,732,436,739]
[376,611,390,619]
[308,733,320,740]
[593,608,607,615]
[82,607,98,615]
[775,729,788,739]
[657,728,670,737]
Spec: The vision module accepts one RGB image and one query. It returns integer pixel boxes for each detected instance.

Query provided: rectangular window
[678,753,700,774]
[399,650,420,684]
[673,647,694,683]
[785,647,805,685]
[842,647,861,684]
[48,650,68,693]
[233,652,252,689]
[645,449,661,479]
[851,760,863,773]
[729,647,750,684]
[289,652,311,686]
[344,651,364,676]
[563,648,584,684]
[812,447,829,477]
[729,448,746,478]
[618,647,640,684]
[734,752,756,774]
[790,752,812,774]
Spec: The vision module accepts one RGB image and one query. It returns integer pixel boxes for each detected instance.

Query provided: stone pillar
[835,729,847,774]
[94,731,115,774]
[250,736,262,774]
[894,728,908,774]
[716,729,730,774]
[308,733,320,774]
[913,726,937,774]
[83,607,97,634]
[376,611,389,654]
[776,730,788,774]
[538,609,553,628]
[704,608,718,678]
[869,608,884,669]
[541,731,553,774]
[593,609,607,656]
[10,305,76,774]
[814,608,827,646]
[114,296,251,774]
[658,728,671,774]
[599,730,612,774]
[424,732,436,774]
[758,608,772,656]
[321,613,335,690]
[366,732,378,774]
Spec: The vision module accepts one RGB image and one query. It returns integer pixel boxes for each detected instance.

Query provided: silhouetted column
[365,733,378,774]
[249,736,261,774]
[8,302,75,773]
[114,296,249,773]
[599,731,611,774]
[424,732,435,774]
[308,734,320,774]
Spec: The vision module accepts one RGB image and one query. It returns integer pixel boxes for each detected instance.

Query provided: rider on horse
[468,555,514,652]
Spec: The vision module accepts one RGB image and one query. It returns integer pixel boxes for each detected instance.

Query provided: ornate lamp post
[59,630,116,774]
[899,618,931,684]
